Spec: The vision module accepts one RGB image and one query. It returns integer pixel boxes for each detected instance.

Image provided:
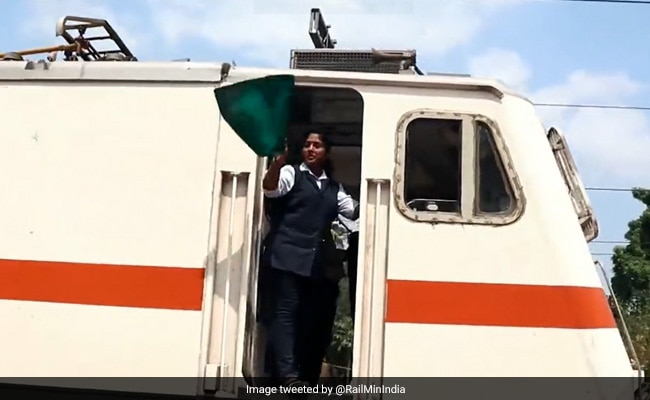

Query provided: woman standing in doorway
[261,131,358,387]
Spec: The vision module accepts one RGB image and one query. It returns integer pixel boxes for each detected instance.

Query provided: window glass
[403,118,462,213]
[397,113,521,225]
[476,121,513,213]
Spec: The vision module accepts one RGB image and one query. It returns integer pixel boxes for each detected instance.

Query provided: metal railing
[595,260,643,390]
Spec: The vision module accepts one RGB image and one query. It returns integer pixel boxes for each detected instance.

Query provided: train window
[475,121,514,214]
[547,127,599,241]
[394,110,524,225]
[402,118,462,214]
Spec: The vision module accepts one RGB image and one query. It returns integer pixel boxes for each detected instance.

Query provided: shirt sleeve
[337,183,359,220]
[264,165,296,198]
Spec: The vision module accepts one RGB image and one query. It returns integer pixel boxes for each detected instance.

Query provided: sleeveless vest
[264,165,339,278]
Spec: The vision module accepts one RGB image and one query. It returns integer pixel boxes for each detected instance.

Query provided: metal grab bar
[594,260,642,390]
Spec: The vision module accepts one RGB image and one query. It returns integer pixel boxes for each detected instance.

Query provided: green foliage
[327,273,354,368]
[331,315,354,363]
[610,188,650,369]
[611,188,650,315]
[622,307,650,369]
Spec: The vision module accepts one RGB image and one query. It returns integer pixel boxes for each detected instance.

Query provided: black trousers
[264,267,339,386]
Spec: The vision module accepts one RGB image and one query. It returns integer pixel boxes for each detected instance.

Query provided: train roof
[0,60,532,104]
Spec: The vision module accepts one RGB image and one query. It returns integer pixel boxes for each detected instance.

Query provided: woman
[261,131,358,387]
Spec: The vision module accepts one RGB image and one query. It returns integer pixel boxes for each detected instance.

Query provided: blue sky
[1,0,648,284]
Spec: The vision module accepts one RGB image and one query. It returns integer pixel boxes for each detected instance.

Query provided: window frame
[393,109,525,225]
[546,127,599,242]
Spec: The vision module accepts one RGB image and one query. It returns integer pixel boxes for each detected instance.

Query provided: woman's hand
[271,146,288,166]
[263,146,288,191]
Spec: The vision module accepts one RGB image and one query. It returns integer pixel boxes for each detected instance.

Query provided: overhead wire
[585,187,646,192]
[534,103,650,111]
[590,239,650,256]
[545,0,650,4]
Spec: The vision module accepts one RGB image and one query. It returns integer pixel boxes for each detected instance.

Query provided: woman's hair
[293,131,336,179]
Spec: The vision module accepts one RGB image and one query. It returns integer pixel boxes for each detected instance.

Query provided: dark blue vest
[264,165,339,278]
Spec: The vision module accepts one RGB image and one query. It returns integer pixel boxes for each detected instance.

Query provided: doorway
[242,84,364,384]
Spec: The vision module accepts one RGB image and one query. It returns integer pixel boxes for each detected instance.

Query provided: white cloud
[467,48,650,186]
[467,48,531,92]
[16,0,524,66]
[561,108,650,184]
[533,72,650,186]
[142,0,523,66]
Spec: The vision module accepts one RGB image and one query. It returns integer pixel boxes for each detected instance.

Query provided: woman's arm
[262,147,289,191]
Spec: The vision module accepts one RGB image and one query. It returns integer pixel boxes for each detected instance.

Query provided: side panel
[0,83,220,394]
[197,79,262,395]
[353,87,632,379]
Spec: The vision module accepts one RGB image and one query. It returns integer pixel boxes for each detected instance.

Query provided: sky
[1,0,648,286]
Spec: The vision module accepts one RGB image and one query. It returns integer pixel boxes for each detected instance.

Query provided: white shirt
[337,211,359,233]
[331,200,359,250]
[263,162,358,220]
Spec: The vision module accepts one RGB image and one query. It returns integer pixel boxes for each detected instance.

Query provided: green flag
[214,74,295,157]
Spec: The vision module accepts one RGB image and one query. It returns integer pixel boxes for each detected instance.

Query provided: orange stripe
[385,280,616,329]
[0,259,205,310]
[1,259,616,328]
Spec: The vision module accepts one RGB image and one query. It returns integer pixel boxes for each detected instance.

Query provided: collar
[299,162,328,181]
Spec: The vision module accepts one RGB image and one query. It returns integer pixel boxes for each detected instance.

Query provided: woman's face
[301,133,327,167]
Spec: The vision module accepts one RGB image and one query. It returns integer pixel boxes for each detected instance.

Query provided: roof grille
[290,49,411,74]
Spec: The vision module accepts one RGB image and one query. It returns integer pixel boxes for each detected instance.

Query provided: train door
[239,81,366,385]
[351,88,526,379]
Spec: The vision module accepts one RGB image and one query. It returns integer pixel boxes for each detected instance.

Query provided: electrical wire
[586,187,648,192]
[534,103,650,111]
[592,240,650,246]
[547,0,650,4]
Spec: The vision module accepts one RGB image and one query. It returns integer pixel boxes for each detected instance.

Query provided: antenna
[308,8,336,49]
[0,15,136,62]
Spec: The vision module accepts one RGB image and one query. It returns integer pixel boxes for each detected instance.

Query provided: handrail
[594,260,642,390]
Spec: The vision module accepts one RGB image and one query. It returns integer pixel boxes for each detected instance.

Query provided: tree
[610,188,650,369]
[611,188,650,314]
